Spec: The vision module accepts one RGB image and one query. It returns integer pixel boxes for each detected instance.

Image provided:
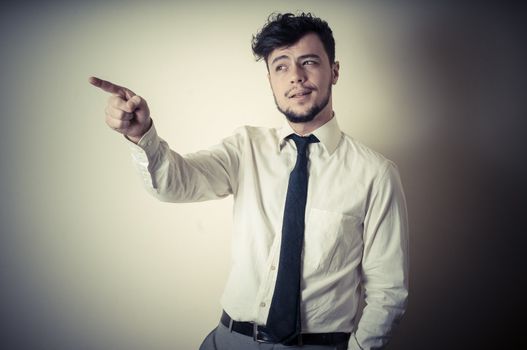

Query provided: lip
[289,89,313,99]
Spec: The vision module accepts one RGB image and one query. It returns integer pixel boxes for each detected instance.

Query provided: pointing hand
[89,76,151,143]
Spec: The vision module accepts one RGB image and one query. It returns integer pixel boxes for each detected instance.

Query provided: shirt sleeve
[350,161,409,350]
[127,121,242,202]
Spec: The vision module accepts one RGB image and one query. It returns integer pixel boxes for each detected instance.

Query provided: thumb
[127,95,142,110]
[122,88,136,101]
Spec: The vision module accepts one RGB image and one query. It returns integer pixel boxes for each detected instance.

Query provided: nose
[289,63,306,84]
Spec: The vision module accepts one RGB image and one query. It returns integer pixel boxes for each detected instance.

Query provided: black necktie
[266,133,319,342]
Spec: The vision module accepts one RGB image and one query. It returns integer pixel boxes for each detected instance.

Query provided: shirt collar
[277,114,342,155]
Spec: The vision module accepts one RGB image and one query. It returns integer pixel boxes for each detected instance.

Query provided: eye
[275,64,287,72]
[303,60,318,66]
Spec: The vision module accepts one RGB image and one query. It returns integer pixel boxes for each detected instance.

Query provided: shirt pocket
[303,208,363,273]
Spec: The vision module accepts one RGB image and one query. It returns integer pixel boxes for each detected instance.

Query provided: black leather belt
[220,311,351,346]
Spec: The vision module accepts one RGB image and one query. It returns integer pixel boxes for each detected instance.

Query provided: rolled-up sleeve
[127,122,242,203]
[350,161,409,350]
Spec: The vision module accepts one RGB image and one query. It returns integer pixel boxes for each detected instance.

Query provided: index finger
[89,76,135,99]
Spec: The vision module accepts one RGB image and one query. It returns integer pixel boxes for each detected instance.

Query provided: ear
[331,61,340,85]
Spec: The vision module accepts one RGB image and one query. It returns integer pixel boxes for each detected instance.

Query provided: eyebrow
[270,54,321,66]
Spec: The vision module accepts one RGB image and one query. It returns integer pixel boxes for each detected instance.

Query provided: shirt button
[260,302,266,308]
[271,265,276,271]
[147,140,152,146]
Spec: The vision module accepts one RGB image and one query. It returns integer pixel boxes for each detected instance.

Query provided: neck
[288,104,334,136]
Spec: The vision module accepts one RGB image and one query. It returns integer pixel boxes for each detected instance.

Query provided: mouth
[289,89,313,99]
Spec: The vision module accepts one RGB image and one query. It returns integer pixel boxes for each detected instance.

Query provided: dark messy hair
[251,12,336,65]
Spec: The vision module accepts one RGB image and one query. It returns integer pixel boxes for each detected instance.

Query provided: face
[267,33,339,125]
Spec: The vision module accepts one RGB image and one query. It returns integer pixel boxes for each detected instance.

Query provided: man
[90,12,408,350]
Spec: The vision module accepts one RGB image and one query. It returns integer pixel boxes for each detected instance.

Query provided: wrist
[126,134,142,144]
[127,118,152,144]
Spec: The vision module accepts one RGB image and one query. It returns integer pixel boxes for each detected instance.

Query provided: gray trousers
[199,323,348,350]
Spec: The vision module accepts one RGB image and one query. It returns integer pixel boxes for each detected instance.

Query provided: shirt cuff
[125,121,160,156]
[125,121,160,190]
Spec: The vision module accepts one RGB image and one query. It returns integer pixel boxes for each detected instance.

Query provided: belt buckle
[253,324,265,343]
[253,324,273,343]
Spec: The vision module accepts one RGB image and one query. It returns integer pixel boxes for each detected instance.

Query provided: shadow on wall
[385,4,526,349]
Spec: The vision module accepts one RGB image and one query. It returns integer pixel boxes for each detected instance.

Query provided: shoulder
[232,125,278,137]
[339,132,395,174]
[339,134,405,203]
[228,125,280,145]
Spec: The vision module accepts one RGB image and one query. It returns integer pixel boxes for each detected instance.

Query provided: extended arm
[90,76,240,202]
[128,123,240,202]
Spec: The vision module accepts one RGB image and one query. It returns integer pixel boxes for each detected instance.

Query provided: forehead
[267,32,327,63]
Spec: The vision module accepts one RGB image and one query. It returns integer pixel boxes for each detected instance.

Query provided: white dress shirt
[128,116,409,350]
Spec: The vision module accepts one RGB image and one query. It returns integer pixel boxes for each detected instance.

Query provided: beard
[274,83,332,124]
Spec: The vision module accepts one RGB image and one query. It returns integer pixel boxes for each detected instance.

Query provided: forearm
[350,284,408,349]
[127,122,236,202]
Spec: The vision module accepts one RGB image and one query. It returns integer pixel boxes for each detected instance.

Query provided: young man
[90,13,408,350]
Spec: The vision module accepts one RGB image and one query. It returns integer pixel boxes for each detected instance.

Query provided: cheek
[315,72,329,85]
[270,80,286,97]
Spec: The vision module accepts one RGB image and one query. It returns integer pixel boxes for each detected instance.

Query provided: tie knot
[288,134,319,154]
